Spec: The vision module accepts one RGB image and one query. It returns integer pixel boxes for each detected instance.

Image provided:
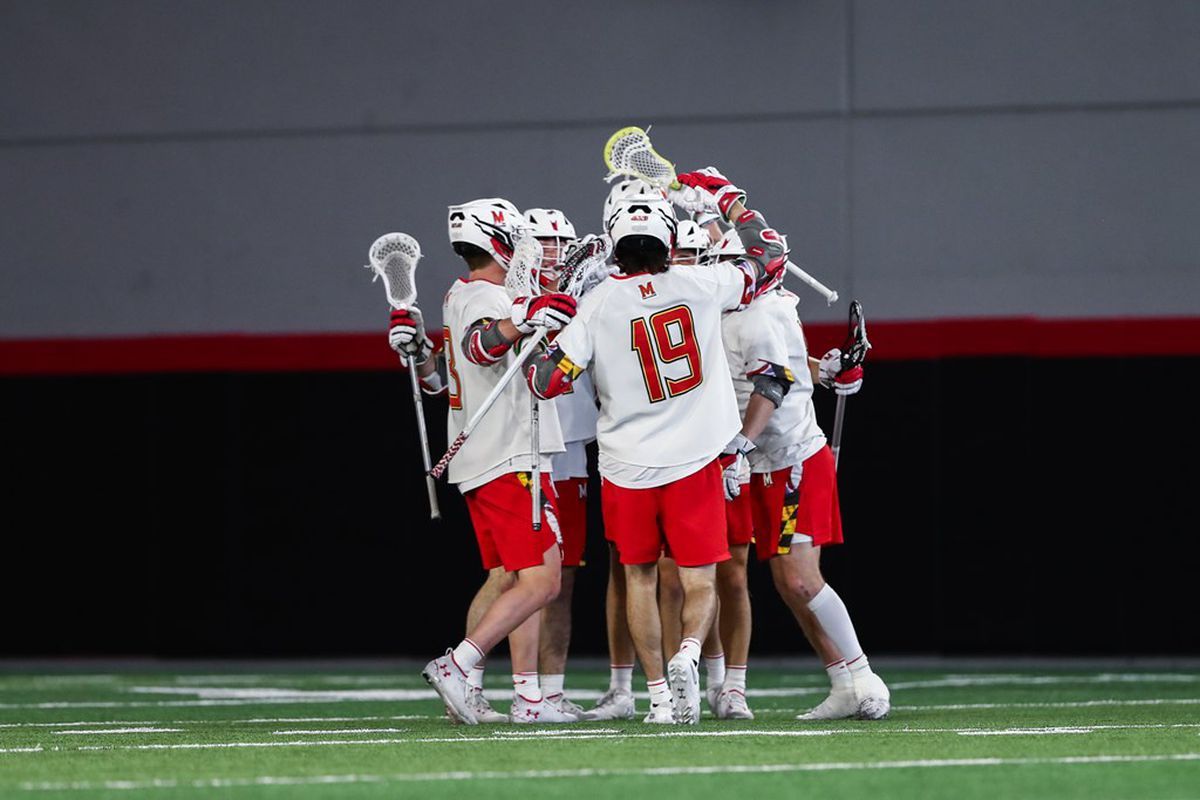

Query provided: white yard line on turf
[0,716,434,729]
[6,722,1186,753]
[54,728,183,736]
[16,753,1200,791]
[268,734,408,738]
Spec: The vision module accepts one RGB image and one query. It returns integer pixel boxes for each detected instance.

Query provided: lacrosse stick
[831,300,871,469]
[602,125,839,305]
[365,233,441,520]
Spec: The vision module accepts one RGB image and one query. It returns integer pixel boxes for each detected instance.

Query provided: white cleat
[854,671,891,720]
[715,687,755,720]
[706,681,722,717]
[510,694,579,723]
[421,651,477,725]
[796,687,859,720]
[643,702,676,724]
[546,694,586,721]
[465,686,509,724]
[667,652,701,725]
[581,688,636,721]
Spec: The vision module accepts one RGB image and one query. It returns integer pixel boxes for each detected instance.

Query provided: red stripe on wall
[1,317,1198,376]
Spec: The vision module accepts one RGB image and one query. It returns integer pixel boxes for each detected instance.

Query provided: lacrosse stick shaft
[407,355,442,520]
[786,261,838,306]
[430,329,549,480]
[831,394,848,470]
[531,392,542,531]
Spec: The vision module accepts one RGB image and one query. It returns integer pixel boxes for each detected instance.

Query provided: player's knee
[774,569,817,603]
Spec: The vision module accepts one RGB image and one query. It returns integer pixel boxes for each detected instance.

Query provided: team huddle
[387,165,890,725]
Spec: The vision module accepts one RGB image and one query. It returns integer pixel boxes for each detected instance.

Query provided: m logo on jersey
[639,282,656,299]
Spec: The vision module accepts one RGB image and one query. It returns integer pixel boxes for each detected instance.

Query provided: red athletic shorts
[724,487,754,546]
[553,477,588,567]
[600,459,731,568]
[751,445,844,562]
[463,472,560,572]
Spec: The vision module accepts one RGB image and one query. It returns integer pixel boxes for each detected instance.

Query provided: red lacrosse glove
[511,293,578,334]
[388,307,433,363]
[675,167,747,218]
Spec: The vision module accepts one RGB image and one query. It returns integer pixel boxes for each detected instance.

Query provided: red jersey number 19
[629,304,703,404]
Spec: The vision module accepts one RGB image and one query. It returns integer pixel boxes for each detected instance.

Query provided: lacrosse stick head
[367,232,421,308]
[603,126,679,190]
[503,222,546,300]
[840,300,872,369]
[558,234,613,299]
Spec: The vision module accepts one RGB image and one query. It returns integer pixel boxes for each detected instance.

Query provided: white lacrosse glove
[510,293,579,334]
[675,167,747,220]
[388,306,434,364]
[719,433,757,501]
[818,348,864,396]
[667,185,718,216]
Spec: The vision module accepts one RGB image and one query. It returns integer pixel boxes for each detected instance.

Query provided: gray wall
[2,0,1198,337]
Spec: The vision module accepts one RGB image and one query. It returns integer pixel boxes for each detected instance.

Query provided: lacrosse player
[528,183,786,725]
[524,208,593,718]
[685,172,890,721]
[421,198,581,725]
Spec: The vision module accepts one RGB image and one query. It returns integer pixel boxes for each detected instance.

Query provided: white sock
[825,659,853,690]
[647,678,672,708]
[703,653,726,686]
[724,665,747,691]
[542,673,565,698]
[846,653,874,677]
[807,585,865,667]
[678,637,702,664]
[467,664,485,691]
[610,665,634,692]
[513,672,542,702]
[451,638,484,674]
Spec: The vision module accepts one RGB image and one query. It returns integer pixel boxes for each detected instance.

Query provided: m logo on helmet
[550,221,559,231]
[639,282,656,299]
[492,210,505,224]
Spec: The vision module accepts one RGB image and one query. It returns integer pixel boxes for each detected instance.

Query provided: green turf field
[0,664,1197,799]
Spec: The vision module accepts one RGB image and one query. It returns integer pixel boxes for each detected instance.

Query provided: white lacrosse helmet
[601,178,665,228]
[671,219,709,265]
[606,196,677,250]
[524,208,577,241]
[710,228,747,261]
[447,197,523,268]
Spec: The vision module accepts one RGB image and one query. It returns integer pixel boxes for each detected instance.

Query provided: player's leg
[601,477,675,723]
[660,460,730,725]
[657,555,684,664]
[538,565,582,716]
[583,543,637,721]
[773,448,889,719]
[462,567,514,723]
[701,599,724,714]
[769,542,856,719]
[714,543,753,719]
[625,560,675,721]
[424,474,567,725]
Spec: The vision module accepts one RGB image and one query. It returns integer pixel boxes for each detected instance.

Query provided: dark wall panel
[5,356,1198,657]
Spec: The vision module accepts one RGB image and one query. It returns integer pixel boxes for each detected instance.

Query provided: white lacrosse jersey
[550,370,597,481]
[721,288,825,473]
[555,370,598,445]
[553,263,751,488]
[442,277,564,492]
